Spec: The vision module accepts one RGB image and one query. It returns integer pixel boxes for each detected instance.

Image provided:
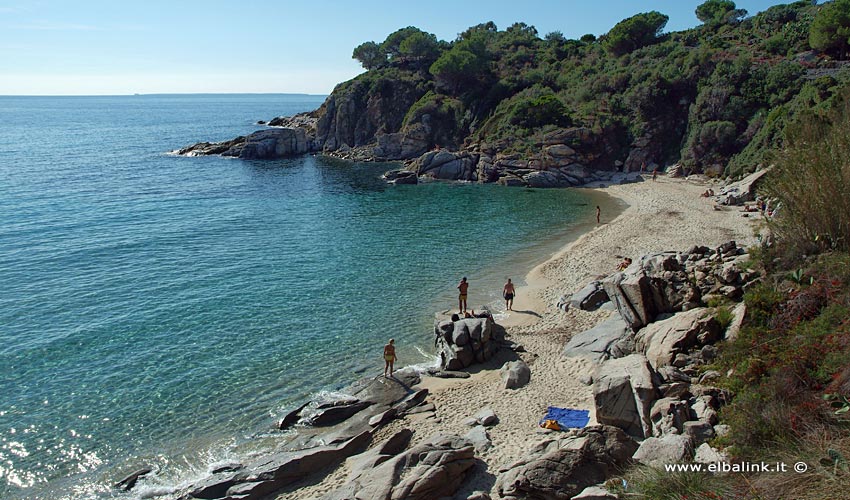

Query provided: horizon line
[0,92,330,97]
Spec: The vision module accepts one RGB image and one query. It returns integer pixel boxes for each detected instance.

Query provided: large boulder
[524,170,572,188]
[649,397,691,437]
[323,434,476,500]
[563,315,634,364]
[496,426,637,500]
[593,354,658,439]
[502,360,531,389]
[602,269,663,331]
[603,252,706,330]
[635,308,721,370]
[435,314,502,370]
[632,434,693,467]
[415,150,478,181]
[567,281,610,311]
[718,168,770,206]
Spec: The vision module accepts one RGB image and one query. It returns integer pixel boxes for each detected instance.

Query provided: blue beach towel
[539,407,590,430]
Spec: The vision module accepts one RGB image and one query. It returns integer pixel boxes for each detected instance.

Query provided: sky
[0,0,797,95]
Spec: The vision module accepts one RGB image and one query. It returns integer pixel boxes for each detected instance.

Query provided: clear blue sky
[0,0,795,95]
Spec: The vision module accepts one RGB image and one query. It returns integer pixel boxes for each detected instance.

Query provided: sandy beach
[287,174,761,499]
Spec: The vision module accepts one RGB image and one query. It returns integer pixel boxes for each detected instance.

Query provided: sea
[0,94,605,499]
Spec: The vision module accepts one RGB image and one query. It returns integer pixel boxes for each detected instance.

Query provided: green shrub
[714,305,734,330]
[766,89,850,254]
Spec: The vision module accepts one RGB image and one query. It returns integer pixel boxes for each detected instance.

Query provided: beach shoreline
[283,173,760,499]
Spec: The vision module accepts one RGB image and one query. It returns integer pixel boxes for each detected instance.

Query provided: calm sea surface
[0,94,602,499]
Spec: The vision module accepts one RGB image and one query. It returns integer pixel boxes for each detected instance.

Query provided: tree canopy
[810,0,850,58]
[603,11,669,56]
[352,41,385,70]
[696,0,747,27]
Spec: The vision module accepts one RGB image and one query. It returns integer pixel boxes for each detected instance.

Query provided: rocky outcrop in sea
[174,98,666,188]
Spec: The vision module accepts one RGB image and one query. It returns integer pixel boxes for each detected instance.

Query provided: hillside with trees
[328,0,850,178]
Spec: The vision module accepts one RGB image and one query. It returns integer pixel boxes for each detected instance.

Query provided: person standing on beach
[596,205,601,224]
[503,278,516,311]
[652,167,658,181]
[383,339,397,377]
[458,277,469,314]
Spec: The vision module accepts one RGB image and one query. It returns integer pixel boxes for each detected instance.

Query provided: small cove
[0,94,613,499]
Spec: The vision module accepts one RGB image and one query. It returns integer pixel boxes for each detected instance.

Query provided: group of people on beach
[458,276,516,313]
[382,276,518,377]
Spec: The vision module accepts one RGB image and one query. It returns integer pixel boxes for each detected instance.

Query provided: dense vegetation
[615,67,850,500]
[347,0,850,176]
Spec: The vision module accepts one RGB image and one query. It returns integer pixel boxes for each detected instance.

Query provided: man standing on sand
[383,339,397,377]
[596,205,601,224]
[503,278,516,311]
[458,277,469,314]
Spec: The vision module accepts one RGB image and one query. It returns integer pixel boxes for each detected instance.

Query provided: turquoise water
[0,94,599,499]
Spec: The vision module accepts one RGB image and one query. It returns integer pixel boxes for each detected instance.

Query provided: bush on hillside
[766,89,850,254]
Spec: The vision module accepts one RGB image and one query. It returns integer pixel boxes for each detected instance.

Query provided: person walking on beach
[503,278,516,311]
[596,205,601,224]
[458,277,469,314]
[383,339,397,377]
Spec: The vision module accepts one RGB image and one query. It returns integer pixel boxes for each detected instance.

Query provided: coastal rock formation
[308,399,373,426]
[593,354,658,439]
[465,425,492,453]
[635,308,721,370]
[434,312,504,370]
[184,431,372,500]
[345,428,414,481]
[603,242,756,331]
[415,150,478,181]
[495,426,637,500]
[563,315,633,364]
[382,168,418,185]
[323,433,476,500]
[177,128,312,159]
[315,73,430,155]
[175,369,426,500]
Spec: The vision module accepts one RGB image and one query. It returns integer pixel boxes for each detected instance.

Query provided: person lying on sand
[617,257,633,271]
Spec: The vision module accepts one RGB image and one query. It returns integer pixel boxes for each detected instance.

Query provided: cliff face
[310,69,433,159]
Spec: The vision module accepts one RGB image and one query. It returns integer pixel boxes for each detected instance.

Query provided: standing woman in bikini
[383,339,397,377]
